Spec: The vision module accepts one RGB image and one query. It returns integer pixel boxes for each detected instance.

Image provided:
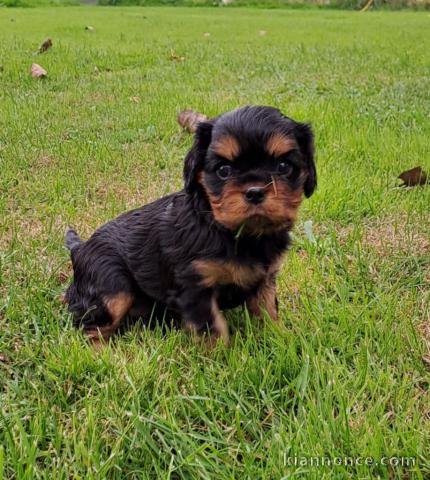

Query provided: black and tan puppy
[65,106,316,345]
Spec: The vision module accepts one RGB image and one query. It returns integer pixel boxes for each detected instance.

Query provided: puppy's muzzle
[244,186,265,205]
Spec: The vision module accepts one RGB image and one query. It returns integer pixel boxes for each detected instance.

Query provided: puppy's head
[184,105,316,235]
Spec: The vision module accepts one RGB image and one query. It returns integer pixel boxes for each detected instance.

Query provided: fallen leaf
[0,353,9,363]
[85,25,94,32]
[31,63,47,78]
[177,110,208,133]
[57,271,69,284]
[38,37,52,54]
[129,96,140,103]
[170,50,185,62]
[398,166,428,187]
[259,30,267,36]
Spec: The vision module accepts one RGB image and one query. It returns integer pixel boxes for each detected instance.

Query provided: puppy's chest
[192,258,267,290]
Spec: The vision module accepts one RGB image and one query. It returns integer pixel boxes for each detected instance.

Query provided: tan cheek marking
[266,134,297,157]
[198,175,248,230]
[193,259,265,289]
[211,135,240,161]
[284,187,303,219]
[264,184,304,222]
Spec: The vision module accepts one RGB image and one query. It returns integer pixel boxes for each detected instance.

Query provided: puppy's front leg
[246,276,278,322]
[180,288,229,346]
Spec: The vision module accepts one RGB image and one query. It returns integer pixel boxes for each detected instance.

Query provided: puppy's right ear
[184,120,214,193]
[294,122,317,198]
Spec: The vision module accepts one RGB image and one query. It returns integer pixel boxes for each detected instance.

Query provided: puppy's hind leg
[85,292,134,345]
[66,244,135,345]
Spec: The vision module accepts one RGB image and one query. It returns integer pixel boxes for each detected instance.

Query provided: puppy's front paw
[184,320,229,348]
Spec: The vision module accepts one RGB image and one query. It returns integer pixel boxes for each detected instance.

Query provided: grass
[0,6,429,479]
[2,1,429,9]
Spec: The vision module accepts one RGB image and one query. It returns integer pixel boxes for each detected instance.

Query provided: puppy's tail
[65,228,82,252]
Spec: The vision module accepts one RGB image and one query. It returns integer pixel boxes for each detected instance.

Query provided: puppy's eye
[278,161,293,176]
[217,165,232,180]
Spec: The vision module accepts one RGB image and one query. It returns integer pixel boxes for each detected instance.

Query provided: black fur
[65,106,316,342]
[65,228,83,251]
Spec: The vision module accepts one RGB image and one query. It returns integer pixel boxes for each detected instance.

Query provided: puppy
[64,106,316,345]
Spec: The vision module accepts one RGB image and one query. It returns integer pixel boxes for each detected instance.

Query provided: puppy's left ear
[295,123,317,197]
[184,120,214,193]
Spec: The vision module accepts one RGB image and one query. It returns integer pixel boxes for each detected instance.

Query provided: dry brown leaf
[31,63,47,78]
[57,271,70,284]
[0,353,9,363]
[177,110,208,133]
[38,38,52,54]
[170,50,185,62]
[398,166,428,187]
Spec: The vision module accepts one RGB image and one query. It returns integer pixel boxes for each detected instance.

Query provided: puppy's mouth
[234,185,300,234]
[199,175,302,235]
[210,195,300,235]
[240,210,294,235]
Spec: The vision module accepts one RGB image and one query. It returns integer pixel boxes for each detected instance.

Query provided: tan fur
[211,135,240,161]
[193,259,265,289]
[265,134,297,157]
[247,282,277,321]
[184,299,229,347]
[246,255,284,321]
[210,299,230,346]
[86,292,134,343]
[200,175,303,234]
[262,182,303,226]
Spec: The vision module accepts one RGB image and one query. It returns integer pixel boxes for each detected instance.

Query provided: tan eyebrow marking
[266,134,297,157]
[211,135,241,161]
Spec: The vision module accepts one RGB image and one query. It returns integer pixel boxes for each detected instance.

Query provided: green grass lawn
[0,6,429,478]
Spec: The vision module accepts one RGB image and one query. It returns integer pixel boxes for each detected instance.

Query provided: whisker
[271,176,278,196]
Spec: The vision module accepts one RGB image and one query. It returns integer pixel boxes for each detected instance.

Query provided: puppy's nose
[244,187,265,205]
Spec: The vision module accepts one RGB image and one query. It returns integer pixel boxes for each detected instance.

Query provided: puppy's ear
[295,122,317,197]
[183,120,214,193]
